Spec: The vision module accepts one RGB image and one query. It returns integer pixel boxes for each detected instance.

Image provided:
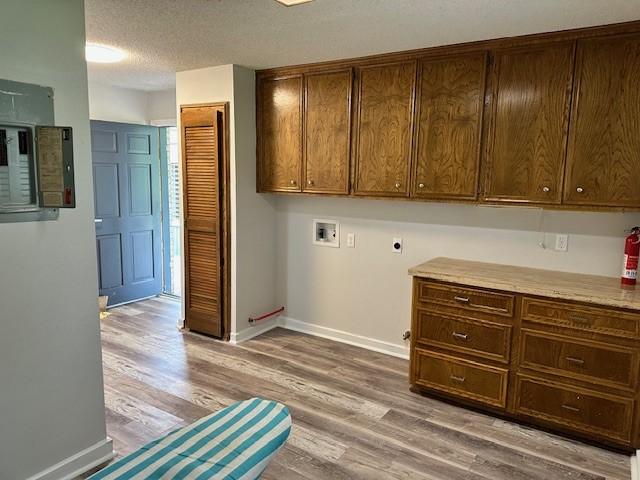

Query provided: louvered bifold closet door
[181,106,223,337]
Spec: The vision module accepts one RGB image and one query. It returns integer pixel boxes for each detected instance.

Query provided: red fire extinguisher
[622,227,640,287]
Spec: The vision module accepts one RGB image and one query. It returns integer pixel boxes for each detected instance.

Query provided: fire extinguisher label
[623,254,639,279]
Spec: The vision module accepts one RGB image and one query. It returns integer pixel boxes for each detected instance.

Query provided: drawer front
[416,309,511,363]
[522,297,640,338]
[520,329,638,390]
[417,281,515,318]
[515,375,633,444]
[414,350,508,408]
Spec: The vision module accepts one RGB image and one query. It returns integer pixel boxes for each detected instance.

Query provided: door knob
[576,187,584,193]
[542,186,550,193]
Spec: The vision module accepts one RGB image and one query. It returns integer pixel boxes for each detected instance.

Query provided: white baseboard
[632,452,639,480]
[279,316,410,359]
[231,315,410,359]
[230,316,281,344]
[26,438,114,480]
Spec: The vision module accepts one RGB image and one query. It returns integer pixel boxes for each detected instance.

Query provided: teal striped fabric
[89,398,291,480]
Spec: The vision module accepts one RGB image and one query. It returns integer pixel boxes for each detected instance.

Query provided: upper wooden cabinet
[303,70,352,194]
[353,61,416,197]
[256,21,640,211]
[412,53,487,200]
[257,75,303,192]
[483,42,575,204]
[564,33,640,207]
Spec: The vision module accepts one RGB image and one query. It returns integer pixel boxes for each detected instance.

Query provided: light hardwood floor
[96,296,632,480]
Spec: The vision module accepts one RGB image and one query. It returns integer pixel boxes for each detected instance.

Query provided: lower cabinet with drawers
[409,259,640,450]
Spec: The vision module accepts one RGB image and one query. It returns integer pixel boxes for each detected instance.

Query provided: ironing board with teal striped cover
[89,398,291,480]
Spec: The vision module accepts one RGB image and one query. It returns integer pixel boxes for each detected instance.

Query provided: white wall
[176,65,278,339]
[148,88,177,125]
[88,83,176,125]
[232,65,279,336]
[276,196,640,356]
[0,1,112,479]
[88,82,150,124]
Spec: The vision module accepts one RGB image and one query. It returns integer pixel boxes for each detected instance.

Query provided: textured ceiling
[85,0,640,91]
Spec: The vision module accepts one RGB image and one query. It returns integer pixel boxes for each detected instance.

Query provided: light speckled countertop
[409,257,640,311]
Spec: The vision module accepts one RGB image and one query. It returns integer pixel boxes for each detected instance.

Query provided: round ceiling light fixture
[85,43,127,63]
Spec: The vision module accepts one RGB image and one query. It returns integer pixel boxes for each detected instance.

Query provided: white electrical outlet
[347,233,355,248]
[392,237,403,254]
[555,234,569,252]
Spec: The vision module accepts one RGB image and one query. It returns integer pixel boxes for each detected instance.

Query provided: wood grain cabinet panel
[484,43,575,204]
[415,309,511,363]
[519,329,638,390]
[416,280,515,318]
[515,375,633,444]
[414,349,508,408]
[303,70,352,194]
[354,61,416,197]
[412,53,487,199]
[258,75,303,192]
[564,33,640,207]
[522,297,640,339]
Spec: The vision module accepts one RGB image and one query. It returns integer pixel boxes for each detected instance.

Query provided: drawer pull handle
[452,332,469,341]
[453,296,470,304]
[568,315,590,324]
[561,404,581,413]
[450,375,466,383]
[565,356,585,365]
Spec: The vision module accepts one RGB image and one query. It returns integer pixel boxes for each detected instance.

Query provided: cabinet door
[303,69,352,194]
[412,53,487,199]
[354,61,416,196]
[564,34,640,207]
[484,43,574,204]
[258,75,303,192]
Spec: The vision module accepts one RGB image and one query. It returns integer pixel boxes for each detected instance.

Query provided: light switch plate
[347,233,355,248]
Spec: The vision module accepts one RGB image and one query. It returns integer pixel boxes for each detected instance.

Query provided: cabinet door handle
[450,375,466,383]
[568,315,590,324]
[290,179,297,186]
[454,296,470,304]
[565,356,585,365]
[561,404,581,413]
[307,179,314,186]
[418,183,425,189]
[394,182,401,189]
[452,332,469,341]
[542,186,550,193]
[576,187,584,193]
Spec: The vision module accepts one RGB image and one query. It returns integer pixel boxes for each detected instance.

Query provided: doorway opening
[160,126,182,298]
[92,121,163,307]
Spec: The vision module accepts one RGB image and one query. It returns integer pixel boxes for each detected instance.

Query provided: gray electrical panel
[0,78,76,223]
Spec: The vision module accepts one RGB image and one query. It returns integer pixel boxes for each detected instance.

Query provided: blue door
[92,121,162,306]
